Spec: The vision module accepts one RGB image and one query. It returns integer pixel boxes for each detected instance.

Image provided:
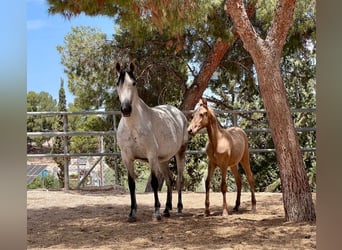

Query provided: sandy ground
[27,189,316,249]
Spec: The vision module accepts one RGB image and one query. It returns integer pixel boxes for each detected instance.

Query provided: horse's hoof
[205,210,210,217]
[176,207,183,216]
[127,216,137,223]
[153,211,162,221]
[233,206,239,212]
[222,211,229,217]
[152,215,162,221]
[163,210,170,217]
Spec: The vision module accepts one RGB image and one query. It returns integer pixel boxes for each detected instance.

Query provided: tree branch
[266,0,296,56]
[225,0,264,58]
[180,0,257,112]
[225,0,296,59]
[180,38,231,111]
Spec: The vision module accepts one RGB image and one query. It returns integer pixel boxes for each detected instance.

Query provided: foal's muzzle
[121,101,132,117]
[187,126,197,136]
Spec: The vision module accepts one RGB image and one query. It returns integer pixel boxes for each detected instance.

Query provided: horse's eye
[132,81,136,86]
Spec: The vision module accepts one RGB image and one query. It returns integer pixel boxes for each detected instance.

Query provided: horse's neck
[125,97,151,124]
[135,97,150,112]
[206,111,224,147]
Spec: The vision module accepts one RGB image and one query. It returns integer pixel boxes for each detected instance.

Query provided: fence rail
[27,109,316,189]
[27,109,316,156]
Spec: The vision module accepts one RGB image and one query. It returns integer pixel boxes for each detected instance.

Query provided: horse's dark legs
[175,145,186,215]
[159,161,173,217]
[231,166,242,212]
[127,175,137,222]
[205,160,216,216]
[151,172,162,220]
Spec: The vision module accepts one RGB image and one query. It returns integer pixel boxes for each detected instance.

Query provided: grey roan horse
[115,62,188,222]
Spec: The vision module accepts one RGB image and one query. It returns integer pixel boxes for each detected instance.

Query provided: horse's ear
[200,97,207,107]
[129,62,135,72]
[116,62,121,73]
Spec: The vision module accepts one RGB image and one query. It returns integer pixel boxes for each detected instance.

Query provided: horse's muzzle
[187,127,196,136]
[121,101,132,117]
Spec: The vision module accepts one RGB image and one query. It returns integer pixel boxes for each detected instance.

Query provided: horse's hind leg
[220,167,229,217]
[175,144,187,215]
[240,153,256,212]
[230,165,242,212]
[159,161,173,217]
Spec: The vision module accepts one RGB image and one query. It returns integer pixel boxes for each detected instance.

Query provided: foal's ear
[200,97,207,107]
[116,62,121,73]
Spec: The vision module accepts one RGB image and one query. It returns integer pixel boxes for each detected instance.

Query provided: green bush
[28,174,60,189]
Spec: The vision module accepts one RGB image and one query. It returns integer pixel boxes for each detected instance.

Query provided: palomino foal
[116,62,188,222]
[188,98,256,216]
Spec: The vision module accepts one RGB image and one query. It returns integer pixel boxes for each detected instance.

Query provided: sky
[27,0,115,104]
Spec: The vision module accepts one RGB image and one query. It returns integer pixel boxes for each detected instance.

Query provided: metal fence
[27,109,316,189]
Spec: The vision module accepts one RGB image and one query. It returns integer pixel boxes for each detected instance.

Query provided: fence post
[63,114,69,190]
[100,135,104,186]
[113,114,120,186]
[232,113,238,127]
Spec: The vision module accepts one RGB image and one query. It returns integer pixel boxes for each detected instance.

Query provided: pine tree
[51,79,70,188]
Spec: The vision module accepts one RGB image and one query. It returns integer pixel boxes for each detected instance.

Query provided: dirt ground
[27,189,316,249]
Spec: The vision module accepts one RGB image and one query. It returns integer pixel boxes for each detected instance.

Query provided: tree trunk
[225,0,316,221]
[256,54,316,221]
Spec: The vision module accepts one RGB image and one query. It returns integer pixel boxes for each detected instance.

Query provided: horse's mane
[117,66,136,86]
[207,106,225,129]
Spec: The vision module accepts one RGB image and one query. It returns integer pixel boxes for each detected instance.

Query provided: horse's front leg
[205,160,216,216]
[124,159,137,222]
[150,170,162,220]
[127,174,137,222]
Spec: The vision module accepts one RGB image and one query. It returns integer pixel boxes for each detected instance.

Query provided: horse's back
[224,127,248,141]
[152,105,188,138]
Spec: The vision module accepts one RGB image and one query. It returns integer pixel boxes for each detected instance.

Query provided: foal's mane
[206,105,225,129]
